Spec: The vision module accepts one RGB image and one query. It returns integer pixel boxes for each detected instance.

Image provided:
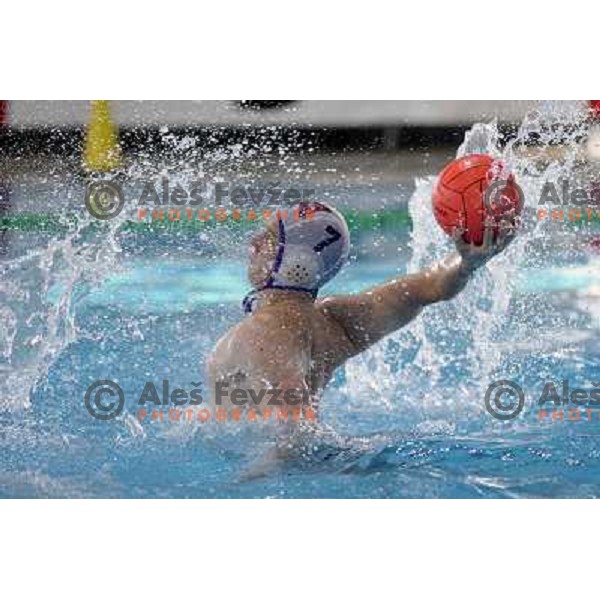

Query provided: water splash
[0,174,130,410]
[341,103,596,428]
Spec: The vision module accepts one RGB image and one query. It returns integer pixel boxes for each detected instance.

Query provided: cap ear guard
[273,245,323,288]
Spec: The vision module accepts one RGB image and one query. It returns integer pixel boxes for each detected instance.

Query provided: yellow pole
[83,100,122,172]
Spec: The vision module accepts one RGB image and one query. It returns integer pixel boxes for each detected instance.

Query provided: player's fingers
[451,226,465,242]
[452,228,470,253]
[483,221,495,249]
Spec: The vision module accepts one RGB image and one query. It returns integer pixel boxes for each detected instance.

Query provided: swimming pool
[1,118,599,498]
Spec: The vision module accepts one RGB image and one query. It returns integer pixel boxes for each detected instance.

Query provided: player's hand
[453,217,517,271]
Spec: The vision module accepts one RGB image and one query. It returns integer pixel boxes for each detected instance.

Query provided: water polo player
[207,198,516,438]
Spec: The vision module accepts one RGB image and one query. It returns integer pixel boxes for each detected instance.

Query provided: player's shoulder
[314,295,368,357]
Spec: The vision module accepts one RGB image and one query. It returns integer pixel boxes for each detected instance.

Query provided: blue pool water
[1,117,600,498]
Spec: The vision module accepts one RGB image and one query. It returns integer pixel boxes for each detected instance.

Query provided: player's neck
[254,288,315,308]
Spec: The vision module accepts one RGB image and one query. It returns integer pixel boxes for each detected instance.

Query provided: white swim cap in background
[243,201,350,312]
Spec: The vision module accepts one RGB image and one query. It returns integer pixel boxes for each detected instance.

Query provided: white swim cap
[243,201,350,312]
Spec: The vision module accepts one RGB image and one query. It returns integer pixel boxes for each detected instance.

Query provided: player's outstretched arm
[318,223,515,356]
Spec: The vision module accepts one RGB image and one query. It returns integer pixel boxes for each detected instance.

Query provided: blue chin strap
[242,218,317,314]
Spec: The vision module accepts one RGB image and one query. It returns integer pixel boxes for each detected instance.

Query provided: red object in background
[591,238,600,253]
[0,101,7,125]
[432,154,522,246]
[590,101,600,118]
